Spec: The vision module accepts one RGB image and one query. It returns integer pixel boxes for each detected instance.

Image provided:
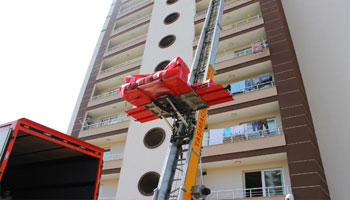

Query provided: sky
[0,0,111,133]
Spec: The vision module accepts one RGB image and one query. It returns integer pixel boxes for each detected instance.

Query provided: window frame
[243,168,286,197]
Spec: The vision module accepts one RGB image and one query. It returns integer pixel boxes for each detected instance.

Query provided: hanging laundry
[252,120,259,131]
[258,118,270,135]
[223,127,232,143]
[252,40,263,54]
[209,128,224,145]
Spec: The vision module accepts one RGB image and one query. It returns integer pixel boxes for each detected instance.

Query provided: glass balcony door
[244,169,285,198]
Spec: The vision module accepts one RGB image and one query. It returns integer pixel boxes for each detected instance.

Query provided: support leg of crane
[166,97,188,127]
[161,116,173,131]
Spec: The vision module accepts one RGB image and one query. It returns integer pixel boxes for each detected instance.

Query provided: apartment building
[68,0,333,199]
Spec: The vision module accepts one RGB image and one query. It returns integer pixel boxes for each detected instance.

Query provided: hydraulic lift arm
[153,0,225,199]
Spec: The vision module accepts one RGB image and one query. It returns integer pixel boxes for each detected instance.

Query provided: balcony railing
[202,127,283,146]
[216,40,268,63]
[229,80,275,96]
[107,34,147,52]
[91,89,119,101]
[82,115,129,130]
[119,0,149,14]
[103,153,124,161]
[207,185,292,199]
[222,14,261,31]
[100,56,142,74]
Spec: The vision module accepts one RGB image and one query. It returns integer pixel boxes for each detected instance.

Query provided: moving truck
[0,118,105,200]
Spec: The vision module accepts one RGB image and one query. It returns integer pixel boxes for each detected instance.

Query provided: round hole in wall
[144,128,166,149]
[159,35,176,48]
[138,171,160,196]
[166,0,179,5]
[154,60,171,72]
[164,12,180,25]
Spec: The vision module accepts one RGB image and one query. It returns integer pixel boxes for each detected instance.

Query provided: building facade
[68,0,336,199]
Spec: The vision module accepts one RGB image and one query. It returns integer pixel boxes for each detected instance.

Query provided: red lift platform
[119,57,233,123]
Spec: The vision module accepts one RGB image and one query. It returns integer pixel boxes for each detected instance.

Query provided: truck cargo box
[0,118,105,200]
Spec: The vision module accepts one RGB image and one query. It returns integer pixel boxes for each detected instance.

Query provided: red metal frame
[0,118,105,200]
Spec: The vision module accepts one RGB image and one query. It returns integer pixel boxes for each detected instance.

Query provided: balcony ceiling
[207,101,279,125]
[202,152,287,169]
[103,44,145,69]
[214,60,273,84]
[95,70,137,93]
[88,102,131,118]
[116,5,153,27]
[109,23,149,48]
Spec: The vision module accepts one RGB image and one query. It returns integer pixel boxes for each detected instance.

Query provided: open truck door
[0,118,105,200]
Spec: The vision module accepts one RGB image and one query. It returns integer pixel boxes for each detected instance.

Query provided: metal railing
[103,153,124,161]
[119,0,149,14]
[202,127,283,146]
[100,56,142,74]
[82,115,129,130]
[207,185,292,199]
[107,34,147,52]
[229,80,275,96]
[222,14,261,30]
[114,14,151,31]
[91,89,119,101]
[216,40,268,63]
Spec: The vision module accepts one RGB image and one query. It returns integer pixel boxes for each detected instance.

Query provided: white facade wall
[201,160,291,193]
[281,1,350,199]
[115,0,196,199]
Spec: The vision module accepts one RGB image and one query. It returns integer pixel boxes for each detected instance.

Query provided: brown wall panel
[259,0,330,198]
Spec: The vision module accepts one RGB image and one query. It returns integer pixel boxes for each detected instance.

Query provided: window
[244,169,284,198]
[144,128,166,149]
[159,35,176,48]
[164,12,180,25]
[138,172,160,196]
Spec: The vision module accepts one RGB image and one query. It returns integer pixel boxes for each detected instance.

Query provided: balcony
[114,2,153,31]
[119,0,150,15]
[104,34,147,57]
[112,14,151,35]
[98,56,142,80]
[194,14,263,43]
[91,89,119,101]
[103,153,123,170]
[207,186,292,200]
[103,153,124,161]
[78,112,130,144]
[82,115,129,131]
[216,40,267,63]
[195,0,255,23]
[203,127,283,147]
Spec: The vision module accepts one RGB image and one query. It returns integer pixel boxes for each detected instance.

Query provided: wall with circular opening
[159,35,176,48]
[154,60,171,72]
[166,0,179,5]
[138,171,160,196]
[164,12,180,25]
[144,128,166,149]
